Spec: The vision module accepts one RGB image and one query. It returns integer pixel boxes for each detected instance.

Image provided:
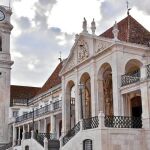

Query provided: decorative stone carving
[77,40,89,63]
[97,41,112,53]
[64,51,76,72]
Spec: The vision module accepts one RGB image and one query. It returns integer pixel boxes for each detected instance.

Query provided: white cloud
[8,0,150,87]
[49,0,102,34]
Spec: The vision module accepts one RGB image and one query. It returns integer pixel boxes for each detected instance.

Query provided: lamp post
[32,108,35,131]
[78,83,84,119]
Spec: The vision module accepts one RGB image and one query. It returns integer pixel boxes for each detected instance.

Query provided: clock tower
[0,5,13,144]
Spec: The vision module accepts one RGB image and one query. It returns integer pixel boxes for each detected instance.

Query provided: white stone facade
[0,5,13,144]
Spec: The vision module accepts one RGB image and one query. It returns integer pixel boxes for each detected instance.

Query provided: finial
[58,51,62,62]
[91,18,96,35]
[126,1,131,16]
[112,21,119,41]
[75,34,79,41]
[82,17,88,33]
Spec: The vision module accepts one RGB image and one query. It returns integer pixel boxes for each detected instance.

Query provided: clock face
[0,10,5,21]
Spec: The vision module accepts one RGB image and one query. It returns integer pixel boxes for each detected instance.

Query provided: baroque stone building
[0,4,150,150]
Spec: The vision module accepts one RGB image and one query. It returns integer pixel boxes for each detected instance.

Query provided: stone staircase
[34,133,60,150]
[0,142,12,150]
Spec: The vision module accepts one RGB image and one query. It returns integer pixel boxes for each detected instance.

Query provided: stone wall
[61,128,150,150]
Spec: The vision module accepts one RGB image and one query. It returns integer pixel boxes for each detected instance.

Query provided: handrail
[82,116,99,130]
[105,116,142,128]
[34,132,57,146]
[121,69,140,86]
[0,142,12,150]
[63,122,80,146]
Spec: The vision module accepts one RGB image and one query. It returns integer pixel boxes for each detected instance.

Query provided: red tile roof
[100,15,150,45]
[10,85,41,101]
[37,61,63,95]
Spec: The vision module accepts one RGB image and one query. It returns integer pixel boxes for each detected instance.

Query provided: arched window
[83,139,92,150]
[25,145,29,150]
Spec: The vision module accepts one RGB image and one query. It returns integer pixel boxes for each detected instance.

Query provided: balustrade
[105,116,142,128]
[121,70,140,86]
[82,116,99,130]
[62,122,80,146]
[15,100,62,123]
[147,64,150,78]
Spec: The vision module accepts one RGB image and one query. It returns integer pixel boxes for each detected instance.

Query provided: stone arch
[97,63,113,116]
[124,59,143,74]
[65,80,75,130]
[80,72,91,119]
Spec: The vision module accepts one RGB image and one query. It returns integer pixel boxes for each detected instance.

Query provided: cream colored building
[0,4,150,150]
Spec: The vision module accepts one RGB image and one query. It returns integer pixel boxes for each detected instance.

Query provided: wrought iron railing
[147,64,150,78]
[24,132,31,139]
[63,122,80,146]
[121,70,140,86]
[0,142,12,150]
[105,116,142,128]
[15,101,62,123]
[53,100,62,110]
[82,116,99,130]
[34,133,56,146]
[10,98,28,107]
[16,111,33,123]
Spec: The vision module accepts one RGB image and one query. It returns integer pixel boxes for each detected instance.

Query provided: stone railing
[15,100,62,123]
[121,70,140,86]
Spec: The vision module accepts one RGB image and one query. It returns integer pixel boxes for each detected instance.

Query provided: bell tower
[0,5,13,144]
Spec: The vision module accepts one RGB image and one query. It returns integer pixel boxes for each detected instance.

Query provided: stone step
[48,140,60,150]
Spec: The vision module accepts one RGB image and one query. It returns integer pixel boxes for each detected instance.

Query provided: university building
[0,4,150,150]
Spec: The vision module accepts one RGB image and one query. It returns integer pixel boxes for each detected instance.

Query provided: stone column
[18,126,21,145]
[62,76,67,135]
[97,79,104,113]
[44,118,47,133]
[140,62,150,128]
[44,137,48,150]
[74,69,80,123]
[90,60,97,116]
[27,124,30,132]
[13,124,17,146]
[141,82,150,128]
[51,115,56,139]
[22,125,25,140]
[51,115,56,133]
[111,50,122,116]
[38,120,41,133]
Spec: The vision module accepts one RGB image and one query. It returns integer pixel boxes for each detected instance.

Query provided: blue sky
[1,0,150,87]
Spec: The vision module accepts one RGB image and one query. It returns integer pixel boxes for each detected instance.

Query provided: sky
[1,0,150,87]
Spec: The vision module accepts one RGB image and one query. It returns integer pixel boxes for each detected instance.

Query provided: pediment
[96,38,114,53]
[60,35,90,75]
